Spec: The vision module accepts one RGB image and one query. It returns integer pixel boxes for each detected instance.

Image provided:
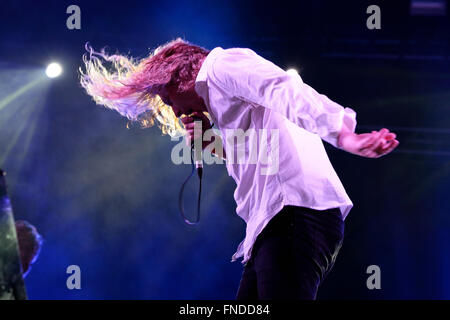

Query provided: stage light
[286,68,299,76]
[45,63,62,78]
[410,0,446,16]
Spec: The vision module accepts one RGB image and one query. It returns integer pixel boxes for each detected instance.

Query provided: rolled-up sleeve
[209,48,357,147]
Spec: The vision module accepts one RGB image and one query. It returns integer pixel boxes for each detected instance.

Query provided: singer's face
[160,84,207,118]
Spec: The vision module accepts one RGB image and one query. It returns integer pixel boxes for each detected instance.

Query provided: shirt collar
[195,47,224,85]
[194,47,224,126]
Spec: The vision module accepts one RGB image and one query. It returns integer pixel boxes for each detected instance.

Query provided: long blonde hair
[79,38,210,137]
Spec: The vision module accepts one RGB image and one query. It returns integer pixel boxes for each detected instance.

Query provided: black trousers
[235,205,345,300]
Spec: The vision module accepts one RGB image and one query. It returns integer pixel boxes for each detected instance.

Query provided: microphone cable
[178,144,202,225]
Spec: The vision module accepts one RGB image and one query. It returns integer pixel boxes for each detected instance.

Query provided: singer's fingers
[180,117,194,125]
[371,139,399,158]
[360,148,375,158]
[181,116,197,125]
[360,131,380,150]
[371,130,392,152]
[366,129,388,148]
[186,128,194,136]
[380,139,399,155]
[184,122,196,130]
[191,111,212,128]
[190,111,203,117]
[371,136,387,152]
[360,132,377,149]
[184,121,205,130]
[185,129,202,140]
[191,111,208,120]
[385,132,396,140]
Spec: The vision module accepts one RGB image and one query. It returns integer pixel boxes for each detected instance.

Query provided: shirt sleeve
[208,48,357,147]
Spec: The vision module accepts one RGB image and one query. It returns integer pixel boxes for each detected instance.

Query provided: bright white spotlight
[286,68,299,76]
[45,63,62,78]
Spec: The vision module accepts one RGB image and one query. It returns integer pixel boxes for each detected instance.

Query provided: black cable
[178,145,202,225]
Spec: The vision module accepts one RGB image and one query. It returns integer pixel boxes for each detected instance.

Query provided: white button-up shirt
[194,47,357,265]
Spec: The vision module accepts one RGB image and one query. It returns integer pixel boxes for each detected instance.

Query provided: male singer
[80,38,399,299]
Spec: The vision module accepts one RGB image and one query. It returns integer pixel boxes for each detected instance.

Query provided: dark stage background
[0,0,449,299]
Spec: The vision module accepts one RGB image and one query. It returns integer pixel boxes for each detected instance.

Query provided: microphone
[179,116,204,225]
[190,116,204,174]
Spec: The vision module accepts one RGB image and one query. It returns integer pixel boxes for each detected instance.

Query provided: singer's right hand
[180,111,212,148]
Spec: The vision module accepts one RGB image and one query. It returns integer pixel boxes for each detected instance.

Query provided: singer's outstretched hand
[338,127,399,158]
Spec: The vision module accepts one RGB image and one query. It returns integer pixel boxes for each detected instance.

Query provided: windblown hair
[79,38,210,137]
